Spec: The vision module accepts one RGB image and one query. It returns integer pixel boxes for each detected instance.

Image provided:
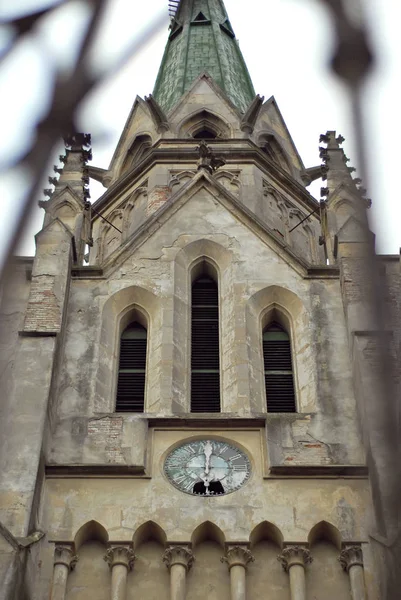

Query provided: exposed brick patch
[284,440,332,465]
[146,186,170,217]
[23,275,61,332]
[87,416,125,464]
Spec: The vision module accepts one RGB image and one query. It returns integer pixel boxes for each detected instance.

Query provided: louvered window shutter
[191,277,221,412]
[263,322,296,412]
[116,323,147,412]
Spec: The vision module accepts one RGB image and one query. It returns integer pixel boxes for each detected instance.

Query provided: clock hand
[203,441,213,475]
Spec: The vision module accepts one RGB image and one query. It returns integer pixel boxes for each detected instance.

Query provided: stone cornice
[269,465,368,477]
[91,141,318,217]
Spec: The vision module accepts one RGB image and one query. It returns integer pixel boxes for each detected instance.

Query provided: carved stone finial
[277,546,313,572]
[196,141,226,174]
[221,546,255,570]
[339,545,364,572]
[104,546,136,571]
[54,545,78,571]
[240,94,264,134]
[163,546,194,571]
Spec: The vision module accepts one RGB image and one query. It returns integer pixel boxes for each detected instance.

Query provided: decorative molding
[54,545,78,571]
[163,546,194,571]
[221,545,255,569]
[277,546,313,572]
[269,464,368,477]
[104,546,136,570]
[339,545,364,572]
[145,94,169,133]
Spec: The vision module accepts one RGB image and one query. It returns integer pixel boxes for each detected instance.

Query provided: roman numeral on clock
[231,464,248,471]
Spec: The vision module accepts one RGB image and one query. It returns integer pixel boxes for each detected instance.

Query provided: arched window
[116,322,147,412]
[259,134,291,173]
[263,322,296,412]
[121,135,152,175]
[191,276,220,412]
[193,129,217,139]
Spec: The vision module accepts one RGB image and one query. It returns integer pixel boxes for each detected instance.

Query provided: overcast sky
[0,0,400,257]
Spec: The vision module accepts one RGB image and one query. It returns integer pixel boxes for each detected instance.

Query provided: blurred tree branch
[0,0,166,276]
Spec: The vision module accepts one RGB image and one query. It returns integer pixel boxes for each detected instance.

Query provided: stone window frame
[246,285,318,414]
[177,109,232,139]
[189,257,222,413]
[173,239,233,413]
[94,285,160,414]
[115,307,149,413]
[260,304,299,414]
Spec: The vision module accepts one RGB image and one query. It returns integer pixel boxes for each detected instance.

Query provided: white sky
[0,0,400,257]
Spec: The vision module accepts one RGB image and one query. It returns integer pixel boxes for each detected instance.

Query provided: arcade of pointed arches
[55,519,365,600]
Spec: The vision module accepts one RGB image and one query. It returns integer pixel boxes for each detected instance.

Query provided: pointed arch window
[263,322,296,412]
[193,129,217,139]
[116,322,147,412]
[191,276,220,412]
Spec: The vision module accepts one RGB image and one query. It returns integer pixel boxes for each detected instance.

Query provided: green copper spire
[153,0,255,113]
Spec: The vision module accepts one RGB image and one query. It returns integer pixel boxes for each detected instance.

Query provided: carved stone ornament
[104,546,136,571]
[277,546,313,572]
[196,141,226,174]
[338,545,364,572]
[221,546,255,569]
[54,545,78,571]
[163,546,194,571]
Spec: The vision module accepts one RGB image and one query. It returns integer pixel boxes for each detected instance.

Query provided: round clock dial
[164,439,251,496]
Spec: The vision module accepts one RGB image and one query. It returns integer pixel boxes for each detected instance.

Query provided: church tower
[1,1,398,598]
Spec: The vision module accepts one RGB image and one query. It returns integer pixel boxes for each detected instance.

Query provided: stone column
[104,546,136,600]
[222,545,255,600]
[50,545,78,600]
[339,545,367,600]
[278,546,313,600]
[163,545,194,600]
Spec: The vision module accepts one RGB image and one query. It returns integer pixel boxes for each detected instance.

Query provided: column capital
[104,546,135,571]
[339,545,364,572]
[221,545,255,570]
[277,545,313,572]
[54,545,78,571]
[163,545,194,572]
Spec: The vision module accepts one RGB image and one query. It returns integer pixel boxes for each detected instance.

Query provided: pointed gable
[99,170,311,276]
[253,96,305,180]
[107,97,159,185]
[169,74,242,136]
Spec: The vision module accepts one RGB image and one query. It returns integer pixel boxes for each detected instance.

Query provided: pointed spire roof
[153,0,255,114]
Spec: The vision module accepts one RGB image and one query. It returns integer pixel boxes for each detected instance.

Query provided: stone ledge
[268,465,368,477]
[147,415,266,428]
[71,266,104,278]
[19,330,58,337]
[45,465,147,477]
[306,266,340,278]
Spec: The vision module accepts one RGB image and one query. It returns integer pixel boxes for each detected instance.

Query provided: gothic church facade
[1,1,399,599]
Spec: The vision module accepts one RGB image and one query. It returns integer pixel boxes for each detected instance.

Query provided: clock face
[164,439,251,496]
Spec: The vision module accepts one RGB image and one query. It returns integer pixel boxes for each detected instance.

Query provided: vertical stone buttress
[321,132,400,596]
[0,136,91,599]
[40,134,93,265]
